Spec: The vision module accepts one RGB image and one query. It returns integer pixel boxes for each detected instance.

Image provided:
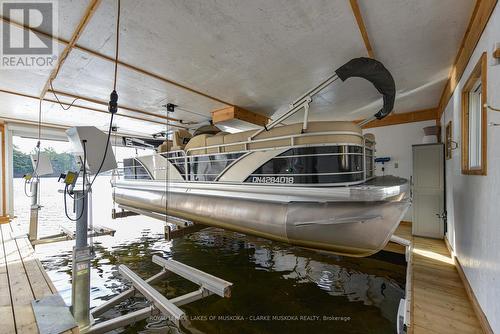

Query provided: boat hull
[112,178,410,257]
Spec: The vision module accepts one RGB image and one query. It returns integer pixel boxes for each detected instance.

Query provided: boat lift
[31,126,232,333]
[88,255,232,334]
[25,152,115,246]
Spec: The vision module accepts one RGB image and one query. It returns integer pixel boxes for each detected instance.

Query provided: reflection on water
[13,177,405,333]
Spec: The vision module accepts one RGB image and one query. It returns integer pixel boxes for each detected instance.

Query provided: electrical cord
[31,99,42,178]
[88,112,115,190]
[24,178,36,198]
[487,105,500,112]
[49,81,80,110]
[64,141,87,222]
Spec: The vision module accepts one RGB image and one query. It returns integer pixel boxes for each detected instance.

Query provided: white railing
[125,129,376,185]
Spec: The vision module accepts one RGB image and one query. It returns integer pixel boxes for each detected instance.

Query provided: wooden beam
[212,106,269,127]
[349,0,374,58]
[356,108,438,129]
[0,124,6,216]
[0,89,188,129]
[437,0,498,120]
[494,47,500,59]
[0,16,233,107]
[48,89,182,124]
[39,0,101,98]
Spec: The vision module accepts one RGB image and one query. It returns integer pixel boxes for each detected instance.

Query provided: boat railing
[182,130,371,156]
[150,129,375,185]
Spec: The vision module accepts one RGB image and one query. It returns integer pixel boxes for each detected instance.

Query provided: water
[13,177,406,334]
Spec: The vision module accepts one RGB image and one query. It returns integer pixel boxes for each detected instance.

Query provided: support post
[71,188,91,329]
[28,178,39,241]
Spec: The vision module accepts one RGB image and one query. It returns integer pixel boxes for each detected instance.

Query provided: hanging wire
[64,141,87,222]
[487,104,500,112]
[49,81,80,110]
[113,0,121,91]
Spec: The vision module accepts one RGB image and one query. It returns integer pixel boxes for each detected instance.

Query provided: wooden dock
[0,217,486,334]
[388,222,484,334]
[0,222,78,334]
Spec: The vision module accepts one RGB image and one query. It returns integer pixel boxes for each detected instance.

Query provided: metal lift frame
[87,255,232,334]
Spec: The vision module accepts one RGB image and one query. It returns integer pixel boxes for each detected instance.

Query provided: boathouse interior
[0,1,499,333]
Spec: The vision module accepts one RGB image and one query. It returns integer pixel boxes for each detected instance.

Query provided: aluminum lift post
[71,185,92,329]
[28,177,40,242]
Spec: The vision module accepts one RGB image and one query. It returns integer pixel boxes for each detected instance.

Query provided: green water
[88,229,404,334]
[14,178,405,333]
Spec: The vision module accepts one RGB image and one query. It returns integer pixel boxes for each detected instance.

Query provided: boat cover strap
[335,57,395,120]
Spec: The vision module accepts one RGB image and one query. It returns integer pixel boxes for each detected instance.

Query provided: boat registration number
[251,176,294,184]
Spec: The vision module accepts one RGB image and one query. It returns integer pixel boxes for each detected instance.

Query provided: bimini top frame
[250,57,396,139]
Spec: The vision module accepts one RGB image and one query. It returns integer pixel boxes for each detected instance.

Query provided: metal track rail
[88,255,232,333]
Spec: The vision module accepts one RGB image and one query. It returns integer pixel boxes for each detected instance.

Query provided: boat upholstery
[158,140,172,153]
[364,133,376,148]
[184,121,364,155]
[172,130,192,150]
[185,134,213,155]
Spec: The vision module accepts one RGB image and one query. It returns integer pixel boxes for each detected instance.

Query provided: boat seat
[215,131,230,136]
[158,140,172,153]
[206,135,225,154]
[185,134,213,155]
[184,121,364,154]
[364,133,376,148]
[172,130,192,151]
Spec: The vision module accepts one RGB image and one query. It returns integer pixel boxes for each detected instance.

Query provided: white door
[412,144,444,238]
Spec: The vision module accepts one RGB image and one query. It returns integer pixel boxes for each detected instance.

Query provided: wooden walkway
[0,222,77,334]
[387,222,484,334]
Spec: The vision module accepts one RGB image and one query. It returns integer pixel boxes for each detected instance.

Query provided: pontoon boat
[112,58,410,257]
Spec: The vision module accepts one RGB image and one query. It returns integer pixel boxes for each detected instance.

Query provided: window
[461,52,487,175]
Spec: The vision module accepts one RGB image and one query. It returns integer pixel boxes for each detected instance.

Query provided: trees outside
[13,145,77,178]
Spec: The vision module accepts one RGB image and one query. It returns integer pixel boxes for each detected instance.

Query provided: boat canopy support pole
[250,74,339,140]
[87,255,233,334]
[250,57,395,138]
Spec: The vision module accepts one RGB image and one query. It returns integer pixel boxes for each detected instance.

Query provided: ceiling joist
[493,47,500,59]
[0,88,187,129]
[349,0,374,58]
[47,89,183,124]
[39,0,101,98]
[436,0,498,120]
[0,15,234,107]
[356,108,438,129]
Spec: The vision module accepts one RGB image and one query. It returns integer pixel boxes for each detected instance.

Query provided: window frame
[461,52,487,175]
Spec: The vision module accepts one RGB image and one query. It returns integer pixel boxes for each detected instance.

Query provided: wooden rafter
[47,89,182,123]
[0,16,234,107]
[0,89,188,129]
[39,0,102,98]
[494,47,500,59]
[349,0,374,58]
[355,108,438,129]
[436,0,498,120]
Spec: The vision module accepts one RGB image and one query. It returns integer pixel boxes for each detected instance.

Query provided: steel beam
[152,256,232,298]
[91,270,168,317]
[118,265,185,326]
